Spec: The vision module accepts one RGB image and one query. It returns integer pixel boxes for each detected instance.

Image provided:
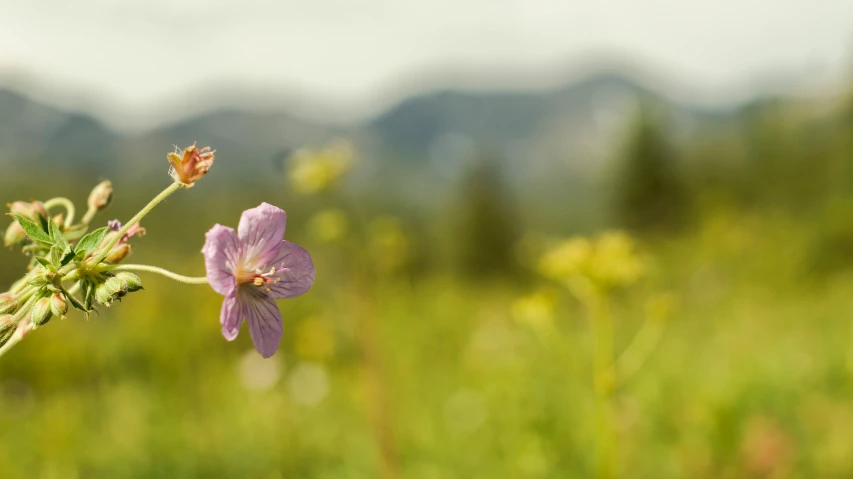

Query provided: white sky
[1,0,852,129]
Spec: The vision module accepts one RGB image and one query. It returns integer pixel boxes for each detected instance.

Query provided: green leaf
[10,214,53,245]
[82,280,95,311]
[62,286,91,316]
[34,256,57,272]
[76,227,109,256]
[47,218,71,251]
[60,249,76,266]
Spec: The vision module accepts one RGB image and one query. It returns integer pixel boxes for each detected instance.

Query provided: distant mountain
[0,71,743,182]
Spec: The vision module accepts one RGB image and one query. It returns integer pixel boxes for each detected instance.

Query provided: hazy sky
[1,0,852,128]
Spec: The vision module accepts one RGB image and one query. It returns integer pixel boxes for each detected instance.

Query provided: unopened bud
[27,269,53,287]
[4,221,26,246]
[31,297,52,327]
[49,293,68,318]
[114,272,143,293]
[7,201,47,221]
[87,181,113,211]
[0,292,17,314]
[0,315,16,347]
[104,276,129,298]
[95,283,114,306]
[105,244,131,263]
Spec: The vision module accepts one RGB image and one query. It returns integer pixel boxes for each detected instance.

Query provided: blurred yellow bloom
[511,289,556,332]
[307,209,349,243]
[368,216,410,274]
[537,237,592,280]
[288,139,355,195]
[538,230,646,289]
[294,317,337,361]
[588,231,645,287]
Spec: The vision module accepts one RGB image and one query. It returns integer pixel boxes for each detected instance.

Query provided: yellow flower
[537,237,592,281]
[588,231,645,287]
[288,140,354,195]
[511,289,556,332]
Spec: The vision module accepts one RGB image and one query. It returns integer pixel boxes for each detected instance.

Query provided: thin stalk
[589,289,617,479]
[87,182,182,265]
[44,197,76,227]
[103,264,208,285]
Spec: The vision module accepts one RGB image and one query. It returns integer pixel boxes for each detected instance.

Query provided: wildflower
[288,140,354,195]
[202,203,315,358]
[168,142,215,187]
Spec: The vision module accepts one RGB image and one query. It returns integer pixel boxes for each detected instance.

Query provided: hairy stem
[44,197,76,228]
[87,182,182,266]
[103,264,209,285]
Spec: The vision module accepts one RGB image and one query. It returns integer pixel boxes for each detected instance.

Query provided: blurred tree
[456,149,521,278]
[612,109,687,234]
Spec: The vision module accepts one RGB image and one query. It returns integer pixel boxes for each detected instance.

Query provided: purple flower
[202,203,315,358]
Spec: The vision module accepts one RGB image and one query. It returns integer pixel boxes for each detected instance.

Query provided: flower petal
[220,292,244,341]
[242,289,284,358]
[267,241,316,299]
[238,203,287,268]
[202,224,241,296]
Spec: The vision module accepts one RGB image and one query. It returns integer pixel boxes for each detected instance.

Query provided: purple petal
[238,203,287,269]
[220,292,243,341]
[242,289,284,358]
[267,240,316,299]
[202,224,241,296]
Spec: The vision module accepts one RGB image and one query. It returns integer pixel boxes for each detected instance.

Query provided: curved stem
[44,197,76,228]
[81,206,98,225]
[105,264,209,285]
[87,182,182,266]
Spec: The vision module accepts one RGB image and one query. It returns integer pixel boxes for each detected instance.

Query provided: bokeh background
[2,1,853,477]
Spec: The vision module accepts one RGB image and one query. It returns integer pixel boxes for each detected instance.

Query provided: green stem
[44,197,76,228]
[87,182,182,266]
[589,289,617,479]
[615,314,666,388]
[104,264,209,285]
[81,206,98,225]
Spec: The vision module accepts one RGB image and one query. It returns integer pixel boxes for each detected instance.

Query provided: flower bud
[49,293,68,318]
[7,201,47,221]
[0,315,16,347]
[4,221,26,247]
[27,269,53,287]
[105,244,131,263]
[87,181,113,211]
[31,297,52,327]
[0,292,17,314]
[114,272,143,292]
[104,276,129,298]
[95,283,114,306]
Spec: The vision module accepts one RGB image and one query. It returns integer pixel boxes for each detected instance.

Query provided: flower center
[236,266,280,293]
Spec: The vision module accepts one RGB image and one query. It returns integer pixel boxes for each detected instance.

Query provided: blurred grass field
[2,102,853,479]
